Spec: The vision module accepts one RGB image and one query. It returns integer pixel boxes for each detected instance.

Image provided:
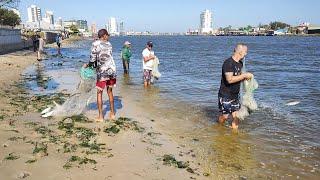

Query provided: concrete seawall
[0,28,59,55]
[0,28,32,55]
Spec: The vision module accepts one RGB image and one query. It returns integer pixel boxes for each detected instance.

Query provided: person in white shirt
[142,41,155,87]
[37,35,46,61]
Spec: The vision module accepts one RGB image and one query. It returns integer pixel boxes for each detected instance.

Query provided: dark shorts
[96,79,116,91]
[218,95,240,114]
[143,69,152,82]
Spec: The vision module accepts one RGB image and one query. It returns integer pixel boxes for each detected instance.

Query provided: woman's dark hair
[98,29,109,38]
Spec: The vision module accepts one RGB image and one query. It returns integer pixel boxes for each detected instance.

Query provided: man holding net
[218,43,254,129]
[83,29,117,122]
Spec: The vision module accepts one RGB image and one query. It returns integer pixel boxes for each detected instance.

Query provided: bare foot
[95,117,104,122]
[108,113,116,120]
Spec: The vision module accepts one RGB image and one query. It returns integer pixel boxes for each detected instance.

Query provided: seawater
[23,36,320,179]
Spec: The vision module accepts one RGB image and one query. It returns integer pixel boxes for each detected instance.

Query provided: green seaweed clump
[4,153,20,160]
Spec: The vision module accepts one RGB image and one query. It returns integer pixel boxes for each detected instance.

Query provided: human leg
[107,86,115,120]
[231,112,239,129]
[96,89,104,122]
[143,69,151,87]
[122,59,129,74]
[218,114,229,124]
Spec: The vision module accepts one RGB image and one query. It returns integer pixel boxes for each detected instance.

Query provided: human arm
[86,43,99,67]
[225,72,253,84]
[143,50,155,62]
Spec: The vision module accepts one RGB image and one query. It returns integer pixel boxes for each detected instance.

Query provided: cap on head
[124,41,131,45]
[98,29,109,39]
[147,41,153,48]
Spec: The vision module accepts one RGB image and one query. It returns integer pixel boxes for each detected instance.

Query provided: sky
[18,0,320,32]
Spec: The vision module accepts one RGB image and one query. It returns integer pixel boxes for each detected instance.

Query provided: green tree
[69,24,79,34]
[0,8,21,26]
[0,0,20,8]
[269,21,290,30]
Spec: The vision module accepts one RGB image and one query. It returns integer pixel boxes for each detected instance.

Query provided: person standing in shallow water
[121,41,132,74]
[142,41,155,87]
[55,34,62,55]
[218,43,254,129]
[83,29,117,122]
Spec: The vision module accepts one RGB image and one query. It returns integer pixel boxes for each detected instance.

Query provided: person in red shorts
[83,29,117,122]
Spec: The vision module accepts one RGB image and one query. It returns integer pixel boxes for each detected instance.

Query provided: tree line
[219,21,292,32]
[0,0,20,27]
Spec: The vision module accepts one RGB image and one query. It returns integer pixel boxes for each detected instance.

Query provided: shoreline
[0,44,210,179]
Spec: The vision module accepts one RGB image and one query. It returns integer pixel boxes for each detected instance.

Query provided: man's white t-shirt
[142,48,154,70]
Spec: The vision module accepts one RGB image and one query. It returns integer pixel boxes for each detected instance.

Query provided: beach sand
[0,43,209,179]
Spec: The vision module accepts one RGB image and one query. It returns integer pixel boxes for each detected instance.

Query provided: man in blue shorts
[218,43,254,129]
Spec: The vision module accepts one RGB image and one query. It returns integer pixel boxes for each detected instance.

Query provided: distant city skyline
[18,0,320,33]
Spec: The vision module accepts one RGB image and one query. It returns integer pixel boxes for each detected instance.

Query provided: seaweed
[32,142,48,156]
[104,125,120,134]
[4,153,20,160]
[25,159,37,164]
[8,136,26,141]
[75,127,96,141]
[161,155,197,174]
[69,114,91,123]
[103,117,145,135]
[63,156,97,169]
[35,126,52,137]
[24,122,39,128]
[63,142,78,153]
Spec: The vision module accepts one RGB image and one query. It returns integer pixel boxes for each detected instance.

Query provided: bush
[0,8,20,26]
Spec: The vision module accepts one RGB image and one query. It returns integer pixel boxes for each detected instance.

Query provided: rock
[203,173,210,176]
[239,176,247,180]
[260,162,266,168]
[17,171,31,179]
[3,143,8,148]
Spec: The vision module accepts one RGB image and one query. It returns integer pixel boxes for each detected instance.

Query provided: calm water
[24,36,320,179]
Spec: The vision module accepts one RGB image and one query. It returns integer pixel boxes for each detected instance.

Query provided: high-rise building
[91,23,97,34]
[77,20,88,31]
[119,21,125,35]
[200,9,213,34]
[58,17,63,26]
[41,10,54,29]
[44,11,54,25]
[27,5,42,23]
[107,17,118,35]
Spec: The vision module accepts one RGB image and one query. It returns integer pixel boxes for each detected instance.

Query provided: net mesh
[237,60,259,121]
[41,69,96,117]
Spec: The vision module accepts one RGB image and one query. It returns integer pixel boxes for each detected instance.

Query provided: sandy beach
[0,40,209,179]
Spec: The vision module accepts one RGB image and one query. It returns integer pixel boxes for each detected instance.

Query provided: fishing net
[237,60,259,121]
[237,77,258,120]
[152,57,161,79]
[41,68,96,117]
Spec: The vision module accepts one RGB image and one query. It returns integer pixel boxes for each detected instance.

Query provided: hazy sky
[18,0,320,32]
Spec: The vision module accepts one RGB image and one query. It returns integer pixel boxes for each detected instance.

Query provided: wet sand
[0,44,209,179]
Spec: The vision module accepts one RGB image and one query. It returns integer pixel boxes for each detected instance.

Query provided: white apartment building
[200,9,213,34]
[27,5,42,23]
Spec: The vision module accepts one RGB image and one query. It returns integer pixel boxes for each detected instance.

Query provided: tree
[69,24,79,34]
[0,8,21,26]
[269,21,290,30]
[0,0,20,8]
